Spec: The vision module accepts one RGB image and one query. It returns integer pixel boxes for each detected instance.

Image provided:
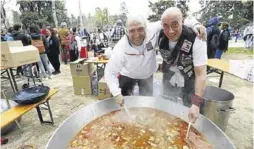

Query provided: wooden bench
[1,88,58,132]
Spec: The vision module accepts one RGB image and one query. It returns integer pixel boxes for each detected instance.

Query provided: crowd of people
[205,16,253,59]
[1,19,126,80]
[2,24,61,79]
[2,15,251,81]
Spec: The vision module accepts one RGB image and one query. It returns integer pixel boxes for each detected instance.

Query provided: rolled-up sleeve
[192,37,207,66]
[104,40,125,96]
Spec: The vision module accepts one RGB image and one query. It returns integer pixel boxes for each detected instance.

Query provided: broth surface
[68,107,210,149]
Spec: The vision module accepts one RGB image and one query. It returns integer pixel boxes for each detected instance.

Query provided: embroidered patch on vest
[146,41,153,51]
[184,65,192,73]
[178,66,184,70]
[181,39,192,53]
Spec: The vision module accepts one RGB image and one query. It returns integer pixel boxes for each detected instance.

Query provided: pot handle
[218,107,235,112]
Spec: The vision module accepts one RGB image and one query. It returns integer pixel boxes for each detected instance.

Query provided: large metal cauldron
[46,96,236,149]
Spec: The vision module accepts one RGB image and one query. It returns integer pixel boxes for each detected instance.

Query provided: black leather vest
[158,25,196,80]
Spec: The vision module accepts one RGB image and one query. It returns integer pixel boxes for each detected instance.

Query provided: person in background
[58,22,69,64]
[47,28,61,74]
[11,24,30,46]
[243,23,253,49]
[30,25,52,79]
[11,24,31,76]
[215,22,230,59]
[45,28,51,38]
[1,29,6,41]
[41,24,47,36]
[69,27,81,62]
[79,28,90,51]
[4,27,14,41]
[110,19,125,47]
[206,17,221,58]
[45,28,51,50]
[234,29,239,43]
[97,28,108,50]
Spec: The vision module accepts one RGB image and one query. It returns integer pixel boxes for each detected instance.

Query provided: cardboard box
[97,77,112,100]
[1,41,40,68]
[70,58,96,76]
[72,69,96,95]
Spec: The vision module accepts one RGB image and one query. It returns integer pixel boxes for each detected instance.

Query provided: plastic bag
[49,62,55,73]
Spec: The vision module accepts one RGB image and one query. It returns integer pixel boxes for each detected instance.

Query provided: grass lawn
[225,47,253,56]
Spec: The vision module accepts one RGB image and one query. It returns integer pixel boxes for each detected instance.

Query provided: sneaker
[52,71,61,75]
[48,75,53,79]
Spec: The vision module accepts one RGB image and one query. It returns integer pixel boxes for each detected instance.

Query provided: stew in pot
[67,107,212,149]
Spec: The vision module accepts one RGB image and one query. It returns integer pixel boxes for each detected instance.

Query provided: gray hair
[126,14,147,34]
[116,19,123,26]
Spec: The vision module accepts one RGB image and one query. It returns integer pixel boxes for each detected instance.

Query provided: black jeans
[70,50,79,62]
[119,75,153,96]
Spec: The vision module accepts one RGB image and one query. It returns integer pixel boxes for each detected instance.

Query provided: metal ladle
[123,106,137,120]
[186,121,192,140]
[185,121,192,145]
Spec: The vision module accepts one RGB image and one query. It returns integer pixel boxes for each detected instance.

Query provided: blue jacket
[4,34,14,41]
[206,17,220,34]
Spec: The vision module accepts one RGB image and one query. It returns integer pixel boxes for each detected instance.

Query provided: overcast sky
[5,0,201,19]
[65,0,201,18]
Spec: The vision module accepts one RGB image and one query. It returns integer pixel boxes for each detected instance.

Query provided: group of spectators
[2,24,61,79]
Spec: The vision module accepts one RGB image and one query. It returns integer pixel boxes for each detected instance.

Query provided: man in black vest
[159,7,207,124]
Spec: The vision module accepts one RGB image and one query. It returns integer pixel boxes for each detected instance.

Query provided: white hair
[126,14,147,33]
[161,7,183,21]
[60,22,67,28]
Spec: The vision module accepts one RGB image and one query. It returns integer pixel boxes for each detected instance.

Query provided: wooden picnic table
[1,88,58,131]
[1,66,19,92]
[206,59,252,88]
[207,59,230,88]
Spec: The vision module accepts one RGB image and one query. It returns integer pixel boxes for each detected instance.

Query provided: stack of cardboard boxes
[70,58,112,99]
[70,59,96,95]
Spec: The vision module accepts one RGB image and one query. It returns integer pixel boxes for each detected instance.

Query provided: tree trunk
[79,0,84,29]
[1,3,8,30]
[52,0,58,27]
